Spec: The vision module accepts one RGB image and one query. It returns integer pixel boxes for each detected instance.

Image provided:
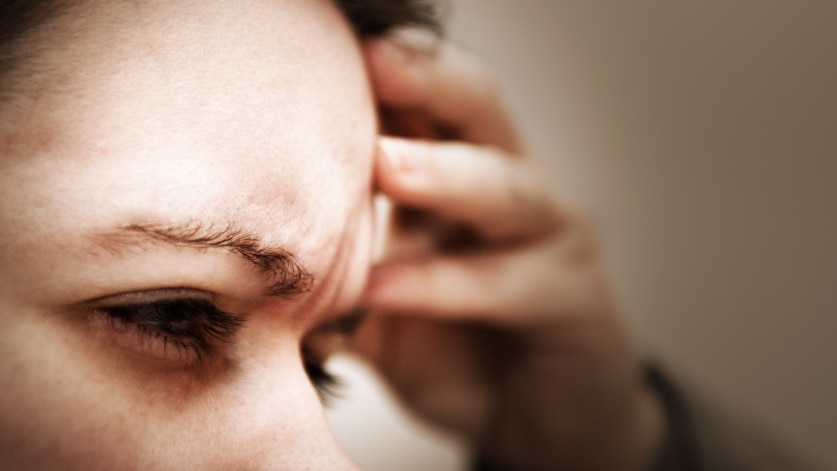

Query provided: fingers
[376,137,562,241]
[364,36,521,152]
[363,245,603,324]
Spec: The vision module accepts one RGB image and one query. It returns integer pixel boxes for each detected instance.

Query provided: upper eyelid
[79,288,215,308]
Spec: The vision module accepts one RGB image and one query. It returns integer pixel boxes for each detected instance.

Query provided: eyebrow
[91,222,313,297]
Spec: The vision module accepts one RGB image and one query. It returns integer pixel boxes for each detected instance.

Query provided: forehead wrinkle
[89,220,313,297]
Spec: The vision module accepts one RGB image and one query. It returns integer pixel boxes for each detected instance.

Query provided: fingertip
[361,39,391,74]
[362,40,424,104]
[364,29,439,67]
[362,264,398,307]
[376,137,400,173]
[365,264,387,289]
[375,137,432,201]
[373,138,398,194]
[379,137,428,172]
[363,39,407,66]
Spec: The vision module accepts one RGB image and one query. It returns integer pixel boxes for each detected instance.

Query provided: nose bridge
[212,333,357,470]
[228,334,316,432]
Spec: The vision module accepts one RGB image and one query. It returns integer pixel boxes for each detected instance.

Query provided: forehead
[0,0,375,257]
[5,0,369,124]
[7,0,372,162]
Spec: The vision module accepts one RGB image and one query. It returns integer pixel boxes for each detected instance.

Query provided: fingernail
[389,28,441,55]
[375,29,440,65]
[377,39,413,65]
[380,138,426,172]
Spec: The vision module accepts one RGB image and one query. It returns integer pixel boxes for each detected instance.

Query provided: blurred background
[327,1,837,470]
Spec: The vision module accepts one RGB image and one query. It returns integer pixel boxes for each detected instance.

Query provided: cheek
[0,305,351,470]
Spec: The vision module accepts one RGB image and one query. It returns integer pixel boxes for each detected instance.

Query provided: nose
[199,335,359,470]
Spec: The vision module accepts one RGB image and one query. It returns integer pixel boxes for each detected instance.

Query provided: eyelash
[99,298,340,401]
[304,362,341,405]
[101,298,240,363]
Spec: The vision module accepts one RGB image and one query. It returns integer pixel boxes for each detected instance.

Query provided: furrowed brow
[92,222,313,297]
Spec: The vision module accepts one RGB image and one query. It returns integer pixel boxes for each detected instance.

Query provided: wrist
[473,363,665,471]
[618,378,666,471]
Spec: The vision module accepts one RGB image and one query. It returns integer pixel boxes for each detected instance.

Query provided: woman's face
[0,0,374,468]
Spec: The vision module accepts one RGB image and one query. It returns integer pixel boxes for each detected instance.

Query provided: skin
[356,39,663,471]
[0,0,373,469]
[0,1,661,470]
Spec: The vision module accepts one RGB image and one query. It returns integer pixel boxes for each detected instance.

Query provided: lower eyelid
[103,313,207,365]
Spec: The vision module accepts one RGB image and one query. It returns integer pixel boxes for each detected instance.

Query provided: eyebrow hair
[91,221,313,297]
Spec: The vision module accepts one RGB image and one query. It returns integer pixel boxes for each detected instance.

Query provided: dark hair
[0,0,66,96]
[0,0,443,101]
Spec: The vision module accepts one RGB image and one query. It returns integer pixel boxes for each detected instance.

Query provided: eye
[88,290,351,403]
[95,295,243,366]
[300,307,367,404]
[303,362,341,405]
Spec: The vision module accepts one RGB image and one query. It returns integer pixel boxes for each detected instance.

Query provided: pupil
[160,317,192,335]
[143,302,194,336]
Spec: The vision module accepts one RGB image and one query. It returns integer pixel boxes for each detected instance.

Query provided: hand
[352,35,663,471]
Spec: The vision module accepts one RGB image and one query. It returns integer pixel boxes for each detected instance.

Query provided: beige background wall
[328,1,837,470]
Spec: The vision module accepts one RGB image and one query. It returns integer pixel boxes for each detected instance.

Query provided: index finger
[376,137,563,242]
[364,35,522,153]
